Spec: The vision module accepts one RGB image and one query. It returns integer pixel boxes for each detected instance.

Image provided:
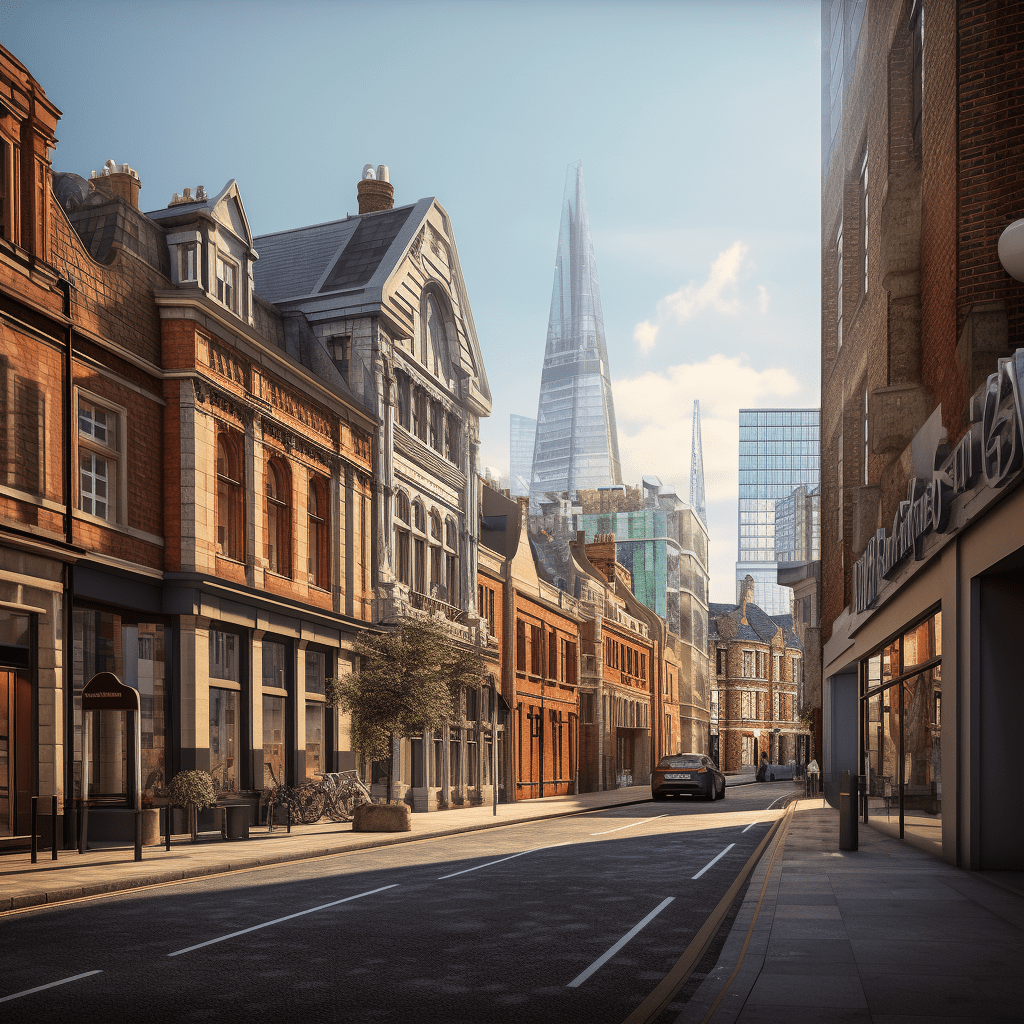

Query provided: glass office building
[529,161,622,505]
[509,414,537,498]
[736,409,820,614]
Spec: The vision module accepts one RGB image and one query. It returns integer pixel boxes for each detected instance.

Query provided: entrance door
[0,669,31,837]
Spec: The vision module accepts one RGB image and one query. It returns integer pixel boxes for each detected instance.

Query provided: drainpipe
[57,276,74,849]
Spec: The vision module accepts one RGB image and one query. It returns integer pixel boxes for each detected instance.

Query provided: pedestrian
[756,751,769,783]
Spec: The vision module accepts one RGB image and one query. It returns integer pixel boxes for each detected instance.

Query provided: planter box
[353,802,411,833]
[85,807,161,846]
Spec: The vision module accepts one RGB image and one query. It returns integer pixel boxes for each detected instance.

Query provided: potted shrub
[167,770,217,842]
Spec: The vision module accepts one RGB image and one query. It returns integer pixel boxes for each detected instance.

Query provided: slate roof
[318,207,415,293]
[252,218,360,304]
[707,600,802,652]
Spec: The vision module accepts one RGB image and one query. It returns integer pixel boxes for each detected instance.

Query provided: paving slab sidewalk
[2,785,670,913]
[674,797,1024,1023]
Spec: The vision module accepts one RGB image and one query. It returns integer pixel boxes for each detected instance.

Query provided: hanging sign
[81,672,140,712]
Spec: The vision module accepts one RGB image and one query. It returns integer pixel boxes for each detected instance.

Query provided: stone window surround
[75,386,128,529]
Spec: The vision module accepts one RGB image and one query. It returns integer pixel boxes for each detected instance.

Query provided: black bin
[223,804,251,841]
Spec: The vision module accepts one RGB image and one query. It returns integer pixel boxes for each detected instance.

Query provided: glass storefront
[305,701,324,780]
[73,610,168,802]
[209,687,239,793]
[263,694,286,789]
[861,610,942,851]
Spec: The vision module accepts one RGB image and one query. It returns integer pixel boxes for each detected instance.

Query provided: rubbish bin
[223,803,251,841]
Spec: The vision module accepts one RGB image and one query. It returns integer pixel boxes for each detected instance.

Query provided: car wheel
[719,779,726,799]
[708,780,716,801]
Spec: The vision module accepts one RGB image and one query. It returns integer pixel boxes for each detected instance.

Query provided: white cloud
[612,353,805,602]
[633,241,755,352]
[757,284,770,314]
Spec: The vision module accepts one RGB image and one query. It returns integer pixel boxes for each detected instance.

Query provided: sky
[1,0,821,603]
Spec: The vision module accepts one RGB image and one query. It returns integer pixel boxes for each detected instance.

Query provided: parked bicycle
[262,765,371,829]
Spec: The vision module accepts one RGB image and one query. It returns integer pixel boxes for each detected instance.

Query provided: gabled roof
[147,179,252,245]
[253,200,427,306]
[707,600,802,652]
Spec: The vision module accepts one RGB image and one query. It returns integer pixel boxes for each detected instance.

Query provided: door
[0,670,31,837]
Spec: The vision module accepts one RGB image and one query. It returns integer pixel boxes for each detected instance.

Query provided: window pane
[209,687,239,793]
[305,650,326,694]
[262,640,288,691]
[263,694,286,789]
[209,629,240,681]
[902,667,942,851]
[305,701,325,780]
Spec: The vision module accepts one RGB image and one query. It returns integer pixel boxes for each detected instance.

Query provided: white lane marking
[167,884,398,956]
[590,814,667,836]
[742,821,762,833]
[692,843,736,879]
[438,842,570,879]
[0,970,102,1004]
[566,897,675,988]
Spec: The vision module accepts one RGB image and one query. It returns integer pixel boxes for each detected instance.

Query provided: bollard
[30,796,38,864]
[839,770,859,851]
[79,797,89,855]
[51,795,58,861]
[165,804,171,852]
[287,802,292,834]
[134,810,143,862]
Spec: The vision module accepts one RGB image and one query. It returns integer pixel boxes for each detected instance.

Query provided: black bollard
[51,795,58,861]
[839,770,859,851]
[79,797,89,855]
[30,796,38,863]
[165,804,171,852]
[134,810,143,862]
[287,801,292,834]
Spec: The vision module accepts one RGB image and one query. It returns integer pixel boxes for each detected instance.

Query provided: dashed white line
[742,821,762,833]
[0,971,103,1004]
[692,843,736,879]
[590,814,668,836]
[167,884,398,956]
[566,897,675,988]
[438,843,570,879]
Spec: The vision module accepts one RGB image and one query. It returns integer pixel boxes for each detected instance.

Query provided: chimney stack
[357,163,394,214]
[90,159,141,209]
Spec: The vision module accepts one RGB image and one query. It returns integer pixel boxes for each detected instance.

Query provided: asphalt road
[0,782,794,1023]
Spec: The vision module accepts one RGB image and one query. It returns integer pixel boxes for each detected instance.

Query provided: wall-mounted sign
[81,672,140,712]
[854,348,1024,613]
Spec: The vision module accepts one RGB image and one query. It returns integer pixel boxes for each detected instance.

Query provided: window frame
[216,251,238,313]
[307,474,329,589]
[265,457,291,578]
[75,389,127,527]
[216,429,245,562]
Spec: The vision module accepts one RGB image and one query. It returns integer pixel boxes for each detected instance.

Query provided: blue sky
[3,0,821,602]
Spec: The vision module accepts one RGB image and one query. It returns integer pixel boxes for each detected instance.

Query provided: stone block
[956,300,1009,397]
[869,384,932,456]
[353,801,412,832]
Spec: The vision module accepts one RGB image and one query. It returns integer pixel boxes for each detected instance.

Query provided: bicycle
[262,765,371,828]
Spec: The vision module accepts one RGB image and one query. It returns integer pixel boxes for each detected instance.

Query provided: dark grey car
[651,753,726,801]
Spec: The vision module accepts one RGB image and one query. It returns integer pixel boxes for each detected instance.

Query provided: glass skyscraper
[509,414,537,498]
[736,408,820,614]
[529,161,621,505]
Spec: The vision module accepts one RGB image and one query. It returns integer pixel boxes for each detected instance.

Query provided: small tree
[327,616,485,801]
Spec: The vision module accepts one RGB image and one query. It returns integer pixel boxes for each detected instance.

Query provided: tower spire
[530,161,621,505]
[690,399,707,526]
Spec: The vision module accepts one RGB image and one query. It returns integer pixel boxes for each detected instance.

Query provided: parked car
[651,753,726,801]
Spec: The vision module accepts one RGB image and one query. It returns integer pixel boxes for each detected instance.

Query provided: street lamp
[998,219,1024,281]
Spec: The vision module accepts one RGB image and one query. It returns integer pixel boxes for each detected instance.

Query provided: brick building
[709,576,805,772]
[820,1,1024,867]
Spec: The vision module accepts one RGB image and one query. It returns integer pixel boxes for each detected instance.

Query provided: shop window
[305,649,327,695]
[209,687,239,793]
[262,639,289,691]
[216,431,244,561]
[305,701,324,780]
[78,395,120,521]
[265,458,291,577]
[209,628,240,681]
[263,694,286,789]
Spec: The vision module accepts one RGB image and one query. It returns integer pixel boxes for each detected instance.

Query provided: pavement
[1,774,760,914]
[674,796,1024,1024]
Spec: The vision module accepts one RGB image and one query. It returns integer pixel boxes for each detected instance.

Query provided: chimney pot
[357,164,394,214]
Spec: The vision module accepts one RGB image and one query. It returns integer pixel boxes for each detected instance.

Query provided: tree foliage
[326,616,485,764]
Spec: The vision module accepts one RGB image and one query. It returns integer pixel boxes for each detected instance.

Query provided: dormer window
[180,242,198,282]
[216,254,237,312]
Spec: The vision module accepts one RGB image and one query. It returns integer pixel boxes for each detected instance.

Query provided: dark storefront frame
[859,606,942,843]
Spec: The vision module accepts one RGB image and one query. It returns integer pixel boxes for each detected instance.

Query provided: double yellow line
[622,800,796,1024]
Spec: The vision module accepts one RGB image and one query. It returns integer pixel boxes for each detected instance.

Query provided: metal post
[30,796,38,863]
[165,804,171,852]
[492,680,498,817]
[51,795,58,861]
[287,801,291,834]
[134,810,142,862]
[80,710,89,854]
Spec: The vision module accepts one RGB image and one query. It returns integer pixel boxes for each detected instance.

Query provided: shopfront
[824,357,1024,870]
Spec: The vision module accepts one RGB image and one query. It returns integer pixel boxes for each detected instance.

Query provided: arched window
[216,432,244,561]
[307,475,329,588]
[265,458,291,577]
[423,292,453,380]
[429,511,443,598]
[395,492,411,586]
[412,502,426,594]
[444,517,459,606]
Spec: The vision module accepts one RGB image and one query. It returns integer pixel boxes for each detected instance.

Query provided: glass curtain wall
[861,610,942,851]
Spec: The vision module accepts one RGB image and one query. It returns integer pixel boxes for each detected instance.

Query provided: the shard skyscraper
[530,161,622,505]
[690,400,707,526]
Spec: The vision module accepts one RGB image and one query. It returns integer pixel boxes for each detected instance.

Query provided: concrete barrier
[353,802,412,833]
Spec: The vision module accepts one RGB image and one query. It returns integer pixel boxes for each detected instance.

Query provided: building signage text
[854,348,1024,613]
